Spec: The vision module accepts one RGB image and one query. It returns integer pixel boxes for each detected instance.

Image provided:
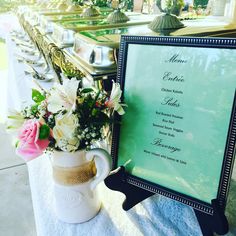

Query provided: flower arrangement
[7,78,125,161]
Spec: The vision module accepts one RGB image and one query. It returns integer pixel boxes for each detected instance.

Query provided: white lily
[106,82,126,115]
[6,110,25,133]
[47,78,79,113]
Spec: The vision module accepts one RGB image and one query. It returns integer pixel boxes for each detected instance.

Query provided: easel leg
[194,199,228,236]
[194,210,214,236]
[104,166,155,210]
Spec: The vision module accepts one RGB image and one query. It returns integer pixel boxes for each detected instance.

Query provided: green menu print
[118,43,236,204]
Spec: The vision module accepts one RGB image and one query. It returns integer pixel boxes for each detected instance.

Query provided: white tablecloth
[4,19,236,236]
[26,152,236,236]
[27,155,202,236]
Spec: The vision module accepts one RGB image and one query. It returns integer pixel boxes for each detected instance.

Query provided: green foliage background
[71,0,134,10]
[0,0,12,13]
[0,0,29,13]
[194,0,209,8]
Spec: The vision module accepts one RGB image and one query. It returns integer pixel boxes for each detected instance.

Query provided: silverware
[19,46,39,56]
[24,65,53,82]
[16,55,45,66]
[12,35,30,42]
[15,40,34,48]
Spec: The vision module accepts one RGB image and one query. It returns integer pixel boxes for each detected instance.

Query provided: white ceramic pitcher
[51,148,111,223]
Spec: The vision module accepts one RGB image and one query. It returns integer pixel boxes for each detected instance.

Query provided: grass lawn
[0,40,7,70]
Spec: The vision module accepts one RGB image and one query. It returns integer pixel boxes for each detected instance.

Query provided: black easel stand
[104,166,229,236]
[194,199,228,236]
[104,166,154,210]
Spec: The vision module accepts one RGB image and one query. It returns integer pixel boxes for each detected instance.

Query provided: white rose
[53,113,80,152]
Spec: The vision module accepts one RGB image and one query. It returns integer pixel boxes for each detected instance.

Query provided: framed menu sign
[112,36,236,214]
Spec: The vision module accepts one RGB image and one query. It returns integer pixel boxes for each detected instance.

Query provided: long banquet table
[4,14,236,236]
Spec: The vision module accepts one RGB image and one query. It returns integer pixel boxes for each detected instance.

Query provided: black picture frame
[111,35,236,215]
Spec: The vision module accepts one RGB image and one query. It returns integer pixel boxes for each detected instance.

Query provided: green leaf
[92,108,99,117]
[32,89,46,103]
[7,126,15,129]
[31,104,38,115]
[39,124,50,140]
[81,88,94,93]
[15,140,20,148]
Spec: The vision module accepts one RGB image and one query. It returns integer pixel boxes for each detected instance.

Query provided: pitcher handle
[86,148,111,191]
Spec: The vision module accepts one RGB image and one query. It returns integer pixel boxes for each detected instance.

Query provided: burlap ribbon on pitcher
[53,160,97,185]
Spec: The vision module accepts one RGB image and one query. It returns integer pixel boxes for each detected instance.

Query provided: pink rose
[16,120,49,161]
